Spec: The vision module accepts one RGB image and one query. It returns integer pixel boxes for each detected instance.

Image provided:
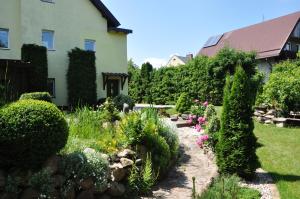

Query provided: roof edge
[108,27,133,34]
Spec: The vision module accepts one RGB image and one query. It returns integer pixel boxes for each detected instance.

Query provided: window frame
[42,30,55,51]
[47,78,56,98]
[84,39,96,52]
[0,28,9,49]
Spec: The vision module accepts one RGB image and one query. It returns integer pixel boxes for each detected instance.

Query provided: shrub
[217,67,259,180]
[29,168,54,198]
[61,151,109,193]
[19,92,52,102]
[119,112,143,145]
[0,100,68,169]
[256,59,300,115]
[67,48,97,107]
[113,94,135,111]
[176,93,192,113]
[206,115,220,151]
[197,175,261,199]
[157,125,179,159]
[21,44,48,92]
[98,98,120,122]
[204,104,217,120]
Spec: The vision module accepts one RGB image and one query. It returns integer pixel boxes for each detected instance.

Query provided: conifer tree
[217,66,259,179]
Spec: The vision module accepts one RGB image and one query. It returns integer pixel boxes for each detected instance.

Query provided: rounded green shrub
[19,92,52,102]
[0,100,68,169]
[175,93,192,113]
[113,94,135,111]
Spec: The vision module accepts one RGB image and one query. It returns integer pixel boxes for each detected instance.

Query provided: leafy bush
[176,93,192,113]
[204,104,217,120]
[67,48,97,107]
[61,151,109,193]
[98,98,120,122]
[19,92,52,102]
[0,100,68,169]
[217,67,259,180]
[21,44,48,92]
[119,112,144,145]
[197,175,261,199]
[256,59,300,115]
[157,125,179,160]
[113,94,135,111]
[29,168,54,198]
[206,115,220,151]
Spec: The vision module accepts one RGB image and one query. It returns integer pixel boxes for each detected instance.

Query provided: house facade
[198,11,300,80]
[0,0,132,106]
[166,54,193,67]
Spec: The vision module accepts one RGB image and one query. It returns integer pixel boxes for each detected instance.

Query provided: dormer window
[293,22,300,38]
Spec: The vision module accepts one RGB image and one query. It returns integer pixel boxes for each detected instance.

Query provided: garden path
[143,119,218,199]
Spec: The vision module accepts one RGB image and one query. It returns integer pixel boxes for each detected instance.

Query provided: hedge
[67,48,97,107]
[21,44,48,92]
[0,100,68,169]
[20,92,52,102]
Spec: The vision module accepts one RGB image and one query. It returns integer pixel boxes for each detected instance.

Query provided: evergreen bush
[0,100,68,169]
[67,48,97,107]
[113,94,135,111]
[21,44,48,92]
[216,66,259,179]
[175,93,192,113]
[20,92,52,102]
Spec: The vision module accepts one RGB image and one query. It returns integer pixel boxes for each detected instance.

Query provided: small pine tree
[175,93,192,114]
[217,66,259,180]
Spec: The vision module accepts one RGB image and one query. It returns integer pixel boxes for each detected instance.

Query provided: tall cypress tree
[140,62,153,103]
[217,66,259,180]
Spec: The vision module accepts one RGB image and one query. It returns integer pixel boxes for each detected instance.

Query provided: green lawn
[254,123,300,199]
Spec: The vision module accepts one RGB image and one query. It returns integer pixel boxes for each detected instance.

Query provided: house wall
[0,0,21,60]
[0,0,128,106]
[167,56,185,67]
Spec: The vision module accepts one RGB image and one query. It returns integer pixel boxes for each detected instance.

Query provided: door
[107,79,119,98]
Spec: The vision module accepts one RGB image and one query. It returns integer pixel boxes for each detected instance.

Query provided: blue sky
[102,0,299,67]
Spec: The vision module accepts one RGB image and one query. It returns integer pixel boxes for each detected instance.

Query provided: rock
[266,109,276,115]
[170,115,178,121]
[44,155,61,175]
[94,194,111,199]
[264,115,275,119]
[111,167,126,182]
[53,175,65,188]
[265,120,273,124]
[80,177,94,190]
[256,117,265,123]
[117,149,135,158]
[77,190,94,199]
[20,188,39,199]
[276,122,285,128]
[257,110,266,114]
[254,111,262,117]
[120,158,134,168]
[107,182,126,197]
[109,163,123,170]
[110,154,120,163]
[135,159,142,166]
[0,170,6,188]
[181,114,189,120]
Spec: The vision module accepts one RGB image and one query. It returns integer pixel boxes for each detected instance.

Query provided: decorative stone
[107,182,126,197]
[80,177,94,190]
[135,159,142,166]
[117,149,136,158]
[181,114,189,120]
[265,120,273,124]
[111,167,127,182]
[44,155,61,175]
[20,188,39,199]
[264,115,275,119]
[109,163,123,170]
[0,170,6,188]
[120,158,134,168]
[276,122,285,128]
[266,109,276,115]
[77,190,94,199]
[170,115,178,121]
[53,175,65,188]
[254,111,262,117]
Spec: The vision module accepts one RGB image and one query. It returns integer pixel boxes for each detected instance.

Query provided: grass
[216,105,300,199]
[254,122,300,199]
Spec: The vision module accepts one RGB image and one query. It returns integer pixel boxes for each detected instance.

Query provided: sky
[101,0,299,68]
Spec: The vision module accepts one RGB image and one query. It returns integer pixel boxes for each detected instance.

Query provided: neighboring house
[198,11,300,79]
[0,0,132,106]
[167,54,193,67]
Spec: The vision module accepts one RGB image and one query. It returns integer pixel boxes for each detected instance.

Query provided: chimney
[186,53,193,60]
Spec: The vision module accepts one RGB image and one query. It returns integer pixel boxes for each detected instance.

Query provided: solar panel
[203,34,223,48]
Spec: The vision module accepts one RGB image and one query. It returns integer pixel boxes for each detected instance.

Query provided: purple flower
[203,101,209,107]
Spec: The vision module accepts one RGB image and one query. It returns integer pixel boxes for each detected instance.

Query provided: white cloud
[143,57,167,68]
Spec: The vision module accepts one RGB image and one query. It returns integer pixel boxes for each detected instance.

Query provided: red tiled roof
[198,11,300,59]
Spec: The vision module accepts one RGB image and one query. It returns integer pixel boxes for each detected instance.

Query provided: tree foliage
[216,67,259,180]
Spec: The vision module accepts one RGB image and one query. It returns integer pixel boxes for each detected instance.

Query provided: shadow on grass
[269,172,300,183]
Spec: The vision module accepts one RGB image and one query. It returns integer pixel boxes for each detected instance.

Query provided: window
[84,39,96,51]
[0,29,9,49]
[293,22,300,38]
[284,42,291,51]
[47,78,55,97]
[42,30,54,50]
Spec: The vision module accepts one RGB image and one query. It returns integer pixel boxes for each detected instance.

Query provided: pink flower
[203,101,209,107]
[200,134,209,141]
[196,137,203,148]
[195,124,202,132]
[198,117,206,124]
[187,119,193,124]
[192,115,197,119]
